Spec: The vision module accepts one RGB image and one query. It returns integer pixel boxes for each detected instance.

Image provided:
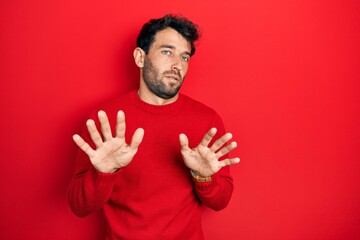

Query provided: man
[68,14,240,239]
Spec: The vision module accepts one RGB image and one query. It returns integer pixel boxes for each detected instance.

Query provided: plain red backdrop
[1,0,359,239]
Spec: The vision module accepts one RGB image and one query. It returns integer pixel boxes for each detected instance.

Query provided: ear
[133,47,146,68]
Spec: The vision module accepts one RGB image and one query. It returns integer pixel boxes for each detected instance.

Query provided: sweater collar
[129,90,183,114]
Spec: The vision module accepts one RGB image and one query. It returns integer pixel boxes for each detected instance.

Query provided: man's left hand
[179,128,240,178]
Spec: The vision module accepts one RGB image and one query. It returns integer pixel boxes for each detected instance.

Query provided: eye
[181,55,190,62]
[161,50,172,55]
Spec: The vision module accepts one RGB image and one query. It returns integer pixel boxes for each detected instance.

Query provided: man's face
[142,28,192,99]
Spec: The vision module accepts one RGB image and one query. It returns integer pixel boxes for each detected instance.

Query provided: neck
[138,86,178,106]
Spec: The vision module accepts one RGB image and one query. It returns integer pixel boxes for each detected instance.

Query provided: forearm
[193,168,234,211]
[68,167,118,217]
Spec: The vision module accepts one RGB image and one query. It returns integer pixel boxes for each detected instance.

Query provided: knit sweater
[68,90,234,240]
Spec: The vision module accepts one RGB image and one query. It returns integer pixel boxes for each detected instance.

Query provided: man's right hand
[73,110,144,173]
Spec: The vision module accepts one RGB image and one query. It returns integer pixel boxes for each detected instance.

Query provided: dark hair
[136,14,200,56]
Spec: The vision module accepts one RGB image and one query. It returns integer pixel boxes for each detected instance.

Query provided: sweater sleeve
[67,112,118,217]
[194,167,233,211]
[68,163,119,217]
[193,113,235,211]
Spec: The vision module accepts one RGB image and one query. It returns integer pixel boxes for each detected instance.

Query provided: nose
[171,56,183,72]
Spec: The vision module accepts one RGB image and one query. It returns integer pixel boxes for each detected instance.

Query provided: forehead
[150,27,191,53]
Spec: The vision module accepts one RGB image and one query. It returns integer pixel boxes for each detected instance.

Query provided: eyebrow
[159,44,191,56]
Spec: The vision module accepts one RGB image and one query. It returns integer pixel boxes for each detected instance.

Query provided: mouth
[165,75,180,81]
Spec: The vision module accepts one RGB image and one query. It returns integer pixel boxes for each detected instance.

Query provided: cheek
[182,64,189,75]
[155,60,170,72]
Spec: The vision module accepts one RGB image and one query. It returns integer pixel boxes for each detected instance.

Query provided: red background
[1,0,360,239]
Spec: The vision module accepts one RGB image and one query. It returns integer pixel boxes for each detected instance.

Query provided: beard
[142,57,184,99]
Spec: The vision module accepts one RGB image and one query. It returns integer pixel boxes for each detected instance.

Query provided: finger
[200,128,217,147]
[216,141,238,159]
[116,110,126,139]
[129,128,144,150]
[98,110,113,141]
[73,134,95,158]
[218,157,241,168]
[210,132,233,152]
[86,119,104,148]
[179,133,189,149]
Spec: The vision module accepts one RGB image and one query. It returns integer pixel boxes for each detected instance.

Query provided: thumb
[179,133,189,149]
[130,128,145,149]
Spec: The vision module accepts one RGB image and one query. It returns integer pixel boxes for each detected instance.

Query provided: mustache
[163,70,182,79]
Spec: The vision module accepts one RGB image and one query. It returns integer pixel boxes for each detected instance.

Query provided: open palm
[179,128,240,177]
[73,110,144,173]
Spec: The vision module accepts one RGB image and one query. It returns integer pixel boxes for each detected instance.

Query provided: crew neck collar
[129,90,183,114]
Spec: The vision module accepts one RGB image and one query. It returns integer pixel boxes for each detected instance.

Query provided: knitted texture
[68,91,234,240]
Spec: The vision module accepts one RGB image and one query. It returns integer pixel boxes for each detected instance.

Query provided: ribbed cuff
[193,173,218,192]
[89,166,120,189]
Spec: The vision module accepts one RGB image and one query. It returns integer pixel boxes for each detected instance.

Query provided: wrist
[94,164,120,174]
[190,170,212,182]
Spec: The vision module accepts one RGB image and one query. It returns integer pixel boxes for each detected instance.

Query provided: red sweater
[68,91,234,240]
